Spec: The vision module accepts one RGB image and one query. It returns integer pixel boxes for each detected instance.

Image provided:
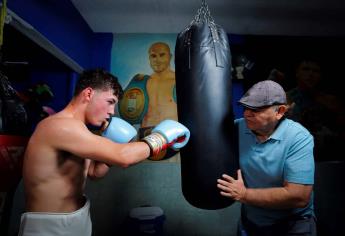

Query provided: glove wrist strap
[142,133,167,157]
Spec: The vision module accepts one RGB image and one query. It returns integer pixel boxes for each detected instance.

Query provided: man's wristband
[142,133,167,157]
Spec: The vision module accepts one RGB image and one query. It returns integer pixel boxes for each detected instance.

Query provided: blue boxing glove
[142,120,190,156]
[102,117,137,143]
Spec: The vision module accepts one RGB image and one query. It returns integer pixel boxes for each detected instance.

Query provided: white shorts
[18,198,92,236]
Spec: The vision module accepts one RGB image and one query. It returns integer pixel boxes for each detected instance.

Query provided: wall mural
[111,34,179,162]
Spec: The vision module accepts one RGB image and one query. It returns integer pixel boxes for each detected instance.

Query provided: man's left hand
[217,169,247,202]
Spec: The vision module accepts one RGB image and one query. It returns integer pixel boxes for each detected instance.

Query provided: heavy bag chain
[184,0,219,42]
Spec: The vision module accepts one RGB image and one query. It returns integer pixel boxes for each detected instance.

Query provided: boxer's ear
[82,87,94,102]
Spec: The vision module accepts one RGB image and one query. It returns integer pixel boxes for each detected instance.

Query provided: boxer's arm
[88,160,110,179]
[87,121,111,178]
[40,118,189,167]
[88,117,138,177]
[39,117,150,168]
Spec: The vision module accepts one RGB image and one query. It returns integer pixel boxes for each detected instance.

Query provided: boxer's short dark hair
[74,68,123,99]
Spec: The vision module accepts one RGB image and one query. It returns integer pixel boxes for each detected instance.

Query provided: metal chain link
[183,0,219,42]
[192,0,215,25]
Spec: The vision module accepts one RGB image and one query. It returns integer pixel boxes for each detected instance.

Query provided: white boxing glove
[102,117,137,143]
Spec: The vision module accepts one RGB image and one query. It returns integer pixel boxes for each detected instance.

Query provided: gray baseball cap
[238,80,287,109]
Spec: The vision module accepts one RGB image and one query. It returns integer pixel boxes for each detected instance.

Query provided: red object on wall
[0,135,29,191]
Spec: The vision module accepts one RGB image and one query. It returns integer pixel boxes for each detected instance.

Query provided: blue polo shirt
[236,118,315,226]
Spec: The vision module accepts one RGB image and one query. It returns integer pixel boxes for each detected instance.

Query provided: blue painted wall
[92,33,113,71]
[8,0,93,69]
[8,0,113,71]
[7,0,113,117]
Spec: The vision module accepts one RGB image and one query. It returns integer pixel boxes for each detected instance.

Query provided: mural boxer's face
[149,43,172,73]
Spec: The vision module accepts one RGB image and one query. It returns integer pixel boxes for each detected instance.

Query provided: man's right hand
[102,117,137,143]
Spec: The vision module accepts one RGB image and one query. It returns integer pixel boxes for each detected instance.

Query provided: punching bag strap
[185,1,225,68]
[197,4,224,68]
[181,1,211,62]
[213,35,225,68]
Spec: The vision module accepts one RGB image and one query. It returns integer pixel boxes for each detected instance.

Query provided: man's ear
[82,87,94,102]
[277,105,288,119]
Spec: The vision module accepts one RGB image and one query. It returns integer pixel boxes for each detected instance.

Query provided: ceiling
[70,0,345,36]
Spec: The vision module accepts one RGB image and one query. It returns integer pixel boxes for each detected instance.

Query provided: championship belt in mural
[119,74,149,125]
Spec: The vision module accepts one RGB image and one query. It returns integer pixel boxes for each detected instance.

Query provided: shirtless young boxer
[19,69,189,236]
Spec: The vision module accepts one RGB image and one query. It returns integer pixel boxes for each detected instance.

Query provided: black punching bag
[175,2,238,209]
